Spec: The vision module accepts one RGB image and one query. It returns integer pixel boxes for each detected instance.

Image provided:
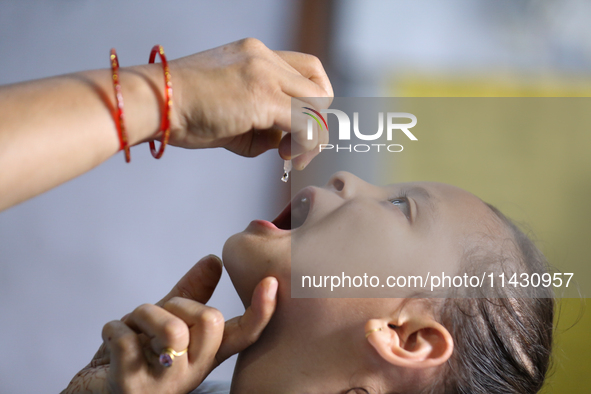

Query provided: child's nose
[325,171,368,199]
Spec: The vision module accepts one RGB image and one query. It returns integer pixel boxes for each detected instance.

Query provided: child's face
[223,171,502,306]
[222,171,508,391]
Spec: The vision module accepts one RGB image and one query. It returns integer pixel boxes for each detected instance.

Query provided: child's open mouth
[272,187,313,230]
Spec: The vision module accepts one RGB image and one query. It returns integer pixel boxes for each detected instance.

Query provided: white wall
[0,1,296,393]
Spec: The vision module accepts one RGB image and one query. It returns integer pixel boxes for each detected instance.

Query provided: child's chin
[222,230,291,306]
[222,232,263,306]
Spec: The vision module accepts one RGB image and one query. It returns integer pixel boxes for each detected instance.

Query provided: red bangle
[109,49,131,163]
[148,45,172,159]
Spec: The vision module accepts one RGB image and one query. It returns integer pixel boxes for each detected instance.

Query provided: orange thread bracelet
[109,49,131,163]
[148,45,172,159]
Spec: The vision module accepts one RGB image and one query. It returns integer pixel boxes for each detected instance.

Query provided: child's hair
[432,203,555,394]
[343,203,554,394]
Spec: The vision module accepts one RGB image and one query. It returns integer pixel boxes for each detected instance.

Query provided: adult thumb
[214,276,278,365]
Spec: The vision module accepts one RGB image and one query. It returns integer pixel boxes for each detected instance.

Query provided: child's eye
[389,196,411,220]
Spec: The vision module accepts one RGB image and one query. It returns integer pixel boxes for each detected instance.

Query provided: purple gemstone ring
[158,347,188,368]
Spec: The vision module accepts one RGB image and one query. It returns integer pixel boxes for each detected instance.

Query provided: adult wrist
[119,63,164,147]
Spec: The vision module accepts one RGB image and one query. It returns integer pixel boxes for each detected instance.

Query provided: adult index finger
[156,255,223,307]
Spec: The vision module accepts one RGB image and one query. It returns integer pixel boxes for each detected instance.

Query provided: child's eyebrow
[404,186,439,222]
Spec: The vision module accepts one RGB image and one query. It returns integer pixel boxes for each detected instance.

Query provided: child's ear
[364,316,453,369]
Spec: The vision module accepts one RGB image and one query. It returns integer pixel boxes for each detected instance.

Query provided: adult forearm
[0,64,162,211]
[0,38,334,211]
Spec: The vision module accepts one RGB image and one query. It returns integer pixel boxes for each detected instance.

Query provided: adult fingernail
[199,254,222,266]
[293,157,309,171]
[208,254,223,265]
[267,278,278,299]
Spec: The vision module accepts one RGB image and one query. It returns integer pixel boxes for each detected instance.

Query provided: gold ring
[365,327,384,338]
[159,347,188,367]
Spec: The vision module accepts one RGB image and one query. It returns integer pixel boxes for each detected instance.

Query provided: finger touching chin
[222,231,289,308]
